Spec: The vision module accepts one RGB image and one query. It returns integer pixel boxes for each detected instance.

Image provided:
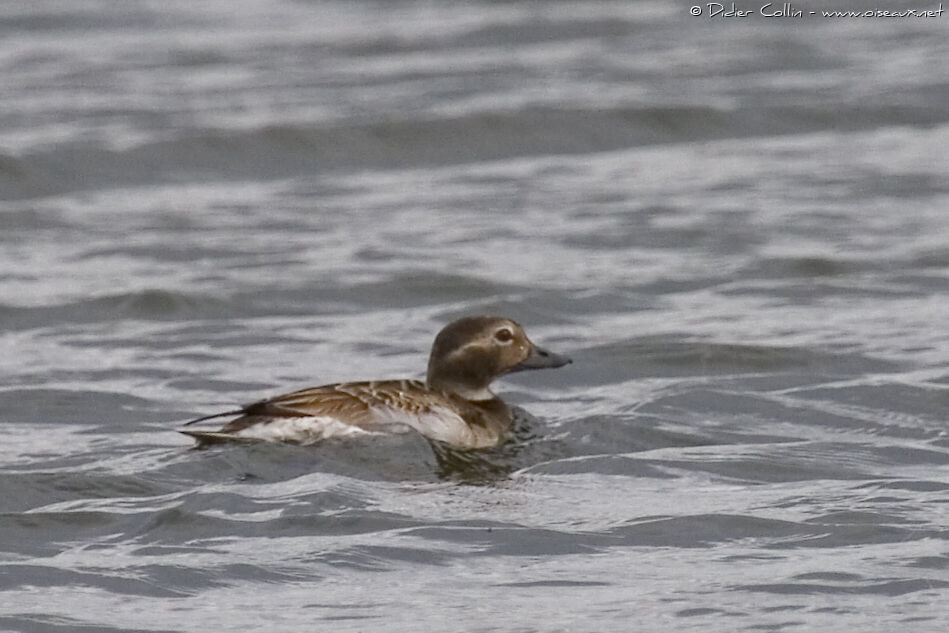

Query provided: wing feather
[181,379,506,447]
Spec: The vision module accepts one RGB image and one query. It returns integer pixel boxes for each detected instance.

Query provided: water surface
[1,1,948,631]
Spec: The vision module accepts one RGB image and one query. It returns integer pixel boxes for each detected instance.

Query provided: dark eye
[494,328,514,343]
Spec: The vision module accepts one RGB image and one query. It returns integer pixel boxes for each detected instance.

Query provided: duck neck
[438,382,496,402]
[427,366,496,402]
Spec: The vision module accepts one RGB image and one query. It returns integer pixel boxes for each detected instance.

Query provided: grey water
[2,1,949,631]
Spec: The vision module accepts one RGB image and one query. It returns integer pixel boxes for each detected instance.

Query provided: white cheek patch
[446,342,482,361]
[232,417,393,445]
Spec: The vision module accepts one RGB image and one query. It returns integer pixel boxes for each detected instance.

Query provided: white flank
[229,405,479,446]
[232,416,393,445]
[368,405,476,446]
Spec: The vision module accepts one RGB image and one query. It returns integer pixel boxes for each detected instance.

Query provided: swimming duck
[181,316,571,449]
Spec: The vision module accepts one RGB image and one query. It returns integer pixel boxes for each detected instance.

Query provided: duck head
[426,316,571,401]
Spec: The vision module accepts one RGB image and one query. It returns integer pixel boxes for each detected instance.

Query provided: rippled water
[2,1,948,631]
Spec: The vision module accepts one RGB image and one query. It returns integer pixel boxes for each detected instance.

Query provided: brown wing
[206,379,432,434]
[181,379,513,448]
